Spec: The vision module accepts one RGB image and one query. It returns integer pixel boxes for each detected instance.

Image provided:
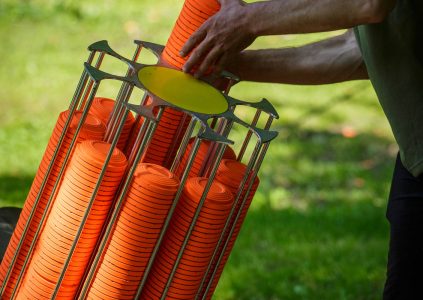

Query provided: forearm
[226,31,368,85]
[245,0,396,36]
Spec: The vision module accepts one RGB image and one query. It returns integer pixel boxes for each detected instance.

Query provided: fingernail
[179,51,185,57]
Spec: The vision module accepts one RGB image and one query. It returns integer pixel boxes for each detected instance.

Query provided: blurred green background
[0,0,397,299]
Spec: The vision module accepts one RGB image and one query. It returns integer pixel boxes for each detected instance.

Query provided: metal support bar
[10,82,101,299]
[162,143,227,300]
[135,131,203,299]
[196,140,263,300]
[237,110,262,162]
[105,44,142,141]
[164,112,190,168]
[169,118,197,173]
[77,115,157,299]
[105,84,135,144]
[124,92,149,157]
[51,109,130,299]
[200,112,234,178]
[199,116,275,299]
[0,52,95,298]
[78,52,105,110]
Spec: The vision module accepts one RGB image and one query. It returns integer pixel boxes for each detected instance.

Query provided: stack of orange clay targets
[18,141,127,299]
[140,178,233,299]
[0,111,106,299]
[0,0,279,299]
[89,97,135,152]
[137,0,220,168]
[85,164,180,299]
[201,159,260,299]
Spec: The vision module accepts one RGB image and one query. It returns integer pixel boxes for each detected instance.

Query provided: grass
[0,1,396,299]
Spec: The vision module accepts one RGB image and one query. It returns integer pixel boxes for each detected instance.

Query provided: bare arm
[226,30,368,85]
[245,0,396,36]
[181,0,396,77]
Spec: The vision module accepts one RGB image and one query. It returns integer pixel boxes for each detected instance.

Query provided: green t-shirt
[354,0,423,176]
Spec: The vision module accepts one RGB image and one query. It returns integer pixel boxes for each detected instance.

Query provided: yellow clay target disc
[138,66,228,115]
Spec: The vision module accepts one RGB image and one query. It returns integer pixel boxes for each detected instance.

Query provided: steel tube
[199,116,275,299]
[51,109,129,299]
[162,143,227,300]
[106,84,134,144]
[164,112,190,168]
[196,140,262,300]
[77,116,156,299]
[237,110,262,161]
[78,52,105,110]
[105,44,142,141]
[0,58,94,298]
[170,118,197,173]
[135,132,203,299]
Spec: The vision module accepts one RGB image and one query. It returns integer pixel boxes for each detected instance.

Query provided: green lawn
[0,1,396,299]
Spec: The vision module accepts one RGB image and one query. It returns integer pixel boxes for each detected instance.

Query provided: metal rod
[124,92,149,156]
[198,118,227,177]
[170,118,197,173]
[51,109,129,299]
[126,112,152,166]
[224,78,236,95]
[164,112,190,168]
[264,115,274,131]
[199,116,275,299]
[77,116,156,300]
[200,114,234,178]
[0,61,93,298]
[210,117,218,129]
[237,110,262,161]
[198,140,263,300]
[202,143,271,300]
[78,52,105,111]
[105,44,142,140]
[9,82,101,300]
[106,84,134,144]
[162,143,227,300]
[105,82,134,141]
[135,132,203,299]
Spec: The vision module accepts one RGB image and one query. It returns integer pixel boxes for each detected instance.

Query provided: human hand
[180,0,256,78]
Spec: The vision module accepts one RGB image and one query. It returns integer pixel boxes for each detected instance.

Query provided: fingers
[182,36,214,74]
[194,48,223,78]
[180,27,207,58]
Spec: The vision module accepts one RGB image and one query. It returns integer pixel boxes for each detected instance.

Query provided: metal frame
[0,39,279,300]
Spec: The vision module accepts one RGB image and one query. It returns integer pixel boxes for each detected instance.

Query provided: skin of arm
[181,0,396,77]
[225,29,368,85]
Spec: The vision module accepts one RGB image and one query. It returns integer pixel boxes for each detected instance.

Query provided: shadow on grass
[217,202,388,300]
[215,125,395,300]
[259,123,395,210]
